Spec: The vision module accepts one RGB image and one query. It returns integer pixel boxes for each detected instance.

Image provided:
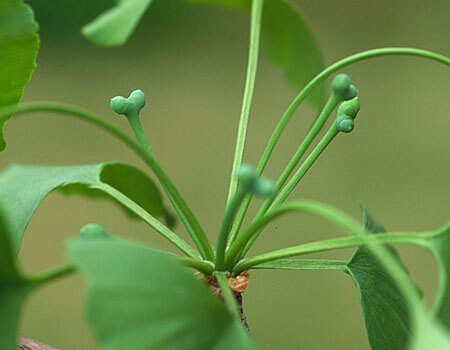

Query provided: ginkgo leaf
[188,0,325,109]
[0,162,189,256]
[82,0,155,46]
[347,207,417,350]
[84,0,325,108]
[409,309,450,350]
[428,223,450,330]
[67,238,259,350]
[0,0,39,152]
[0,209,32,350]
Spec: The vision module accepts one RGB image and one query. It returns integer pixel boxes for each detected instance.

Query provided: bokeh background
[2,0,449,348]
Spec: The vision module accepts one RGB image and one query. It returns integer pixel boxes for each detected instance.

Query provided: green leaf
[0,0,39,152]
[0,162,176,256]
[67,238,259,350]
[186,0,248,9]
[429,223,450,330]
[82,0,155,46]
[346,207,416,350]
[260,0,324,109]
[61,163,165,218]
[0,209,31,350]
[189,0,325,109]
[409,310,450,350]
[84,0,324,107]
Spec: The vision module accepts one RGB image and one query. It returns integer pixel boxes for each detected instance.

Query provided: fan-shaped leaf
[346,208,416,350]
[0,162,183,256]
[67,238,259,350]
[189,0,324,109]
[429,223,450,330]
[82,0,155,46]
[0,0,39,152]
[0,210,32,350]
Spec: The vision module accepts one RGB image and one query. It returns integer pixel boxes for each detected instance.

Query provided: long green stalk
[229,48,449,251]
[215,187,247,271]
[214,272,240,321]
[228,93,341,244]
[233,232,430,274]
[253,48,449,181]
[226,0,264,205]
[235,125,340,260]
[30,265,76,287]
[227,199,430,269]
[0,102,204,259]
[126,111,214,260]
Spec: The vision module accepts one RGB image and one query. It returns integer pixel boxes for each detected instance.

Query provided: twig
[17,336,59,350]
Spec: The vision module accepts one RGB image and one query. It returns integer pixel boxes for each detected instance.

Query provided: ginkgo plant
[0,0,449,349]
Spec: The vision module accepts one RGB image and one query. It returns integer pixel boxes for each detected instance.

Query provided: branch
[18,336,59,350]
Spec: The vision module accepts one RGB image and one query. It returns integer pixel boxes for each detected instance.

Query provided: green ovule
[331,73,358,101]
[79,223,111,240]
[237,164,276,198]
[110,89,146,118]
[335,97,360,133]
[215,164,275,271]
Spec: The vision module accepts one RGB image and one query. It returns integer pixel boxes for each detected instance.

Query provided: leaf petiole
[228,91,342,245]
[0,102,207,259]
[112,92,214,261]
[214,272,240,321]
[251,48,449,185]
[226,0,264,206]
[29,264,76,287]
[234,231,433,274]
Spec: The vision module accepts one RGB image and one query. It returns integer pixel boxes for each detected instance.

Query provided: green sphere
[110,96,131,115]
[338,97,360,118]
[128,89,146,111]
[336,115,354,133]
[80,223,109,239]
[237,164,257,187]
[332,74,351,97]
[342,84,358,100]
[253,177,276,197]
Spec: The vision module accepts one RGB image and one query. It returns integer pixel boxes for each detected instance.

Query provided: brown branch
[17,336,59,350]
[203,271,251,332]
[235,292,250,332]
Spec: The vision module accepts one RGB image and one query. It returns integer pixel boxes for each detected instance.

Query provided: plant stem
[227,199,359,267]
[227,199,435,269]
[251,48,449,184]
[99,184,199,258]
[228,93,341,245]
[177,257,214,275]
[226,0,264,205]
[215,187,247,271]
[18,336,59,350]
[126,112,214,260]
[29,265,76,287]
[271,126,339,207]
[229,48,448,264]
[214,272,240,321]
[232,48,448,262]
[233,231,431,274]
[0,103,202,259]
[235,126,340,260]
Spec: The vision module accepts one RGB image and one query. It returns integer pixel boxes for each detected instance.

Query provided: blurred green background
[3,0,449,348]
